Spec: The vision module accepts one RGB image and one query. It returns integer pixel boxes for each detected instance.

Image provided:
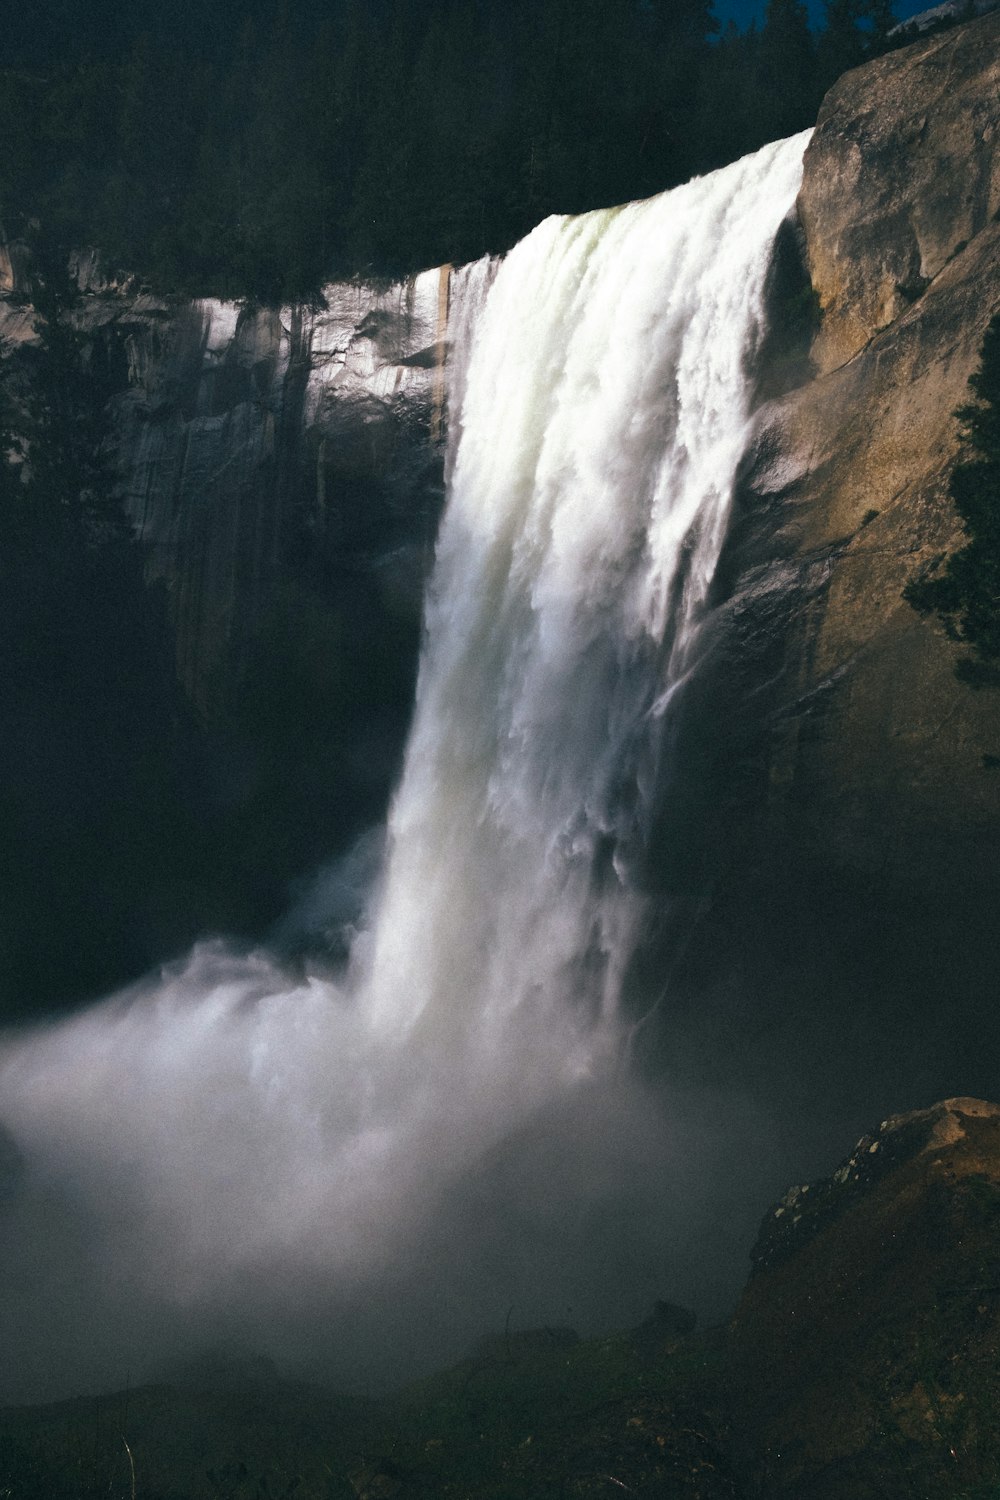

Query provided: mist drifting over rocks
[0,136,809,1402]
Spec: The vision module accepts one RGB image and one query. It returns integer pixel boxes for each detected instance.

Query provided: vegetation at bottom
[905,312,1000,698]
[4,1277,1000,1500]
[0,0,905,302]
[0,1328,739,1500]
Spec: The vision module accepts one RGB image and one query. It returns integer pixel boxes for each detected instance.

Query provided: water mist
[0,132,810,1402]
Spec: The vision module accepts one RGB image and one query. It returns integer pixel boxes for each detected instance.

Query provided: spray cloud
[0,132,810,1402]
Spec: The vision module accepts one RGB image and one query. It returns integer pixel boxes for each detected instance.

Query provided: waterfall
[0,132,810,1401]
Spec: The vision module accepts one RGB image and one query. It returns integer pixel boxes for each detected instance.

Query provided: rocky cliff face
[768,8,1000,891]
[656,12,1000,1124]
[0,261,450,717]
[0,258,453,1006]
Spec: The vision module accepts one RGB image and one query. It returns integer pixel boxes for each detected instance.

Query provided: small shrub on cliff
[905,312,1000,690]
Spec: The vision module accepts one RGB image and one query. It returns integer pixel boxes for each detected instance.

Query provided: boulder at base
[729,1097,1000,1498]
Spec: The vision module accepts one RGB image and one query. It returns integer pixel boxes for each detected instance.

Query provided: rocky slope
[730,1096,1000,1497]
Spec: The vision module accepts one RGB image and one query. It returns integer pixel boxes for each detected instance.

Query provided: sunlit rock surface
[666,13,1000,1119]
[801,11,1000,375]
[759,10,1000,893]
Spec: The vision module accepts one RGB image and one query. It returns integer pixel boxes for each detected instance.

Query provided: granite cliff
[766,8,1000,884]
[0,262,449,717]
[657,11,1000,1126]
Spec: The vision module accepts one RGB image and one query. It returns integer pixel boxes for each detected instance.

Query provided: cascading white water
[365,132,811,1048]
[0,132,809,1400]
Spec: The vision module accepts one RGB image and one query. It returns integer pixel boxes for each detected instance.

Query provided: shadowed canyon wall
[1,265,450,717]
[0,263,452,1008]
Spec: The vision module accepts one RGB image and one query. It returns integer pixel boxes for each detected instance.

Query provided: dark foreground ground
[4,1098,1000,1500]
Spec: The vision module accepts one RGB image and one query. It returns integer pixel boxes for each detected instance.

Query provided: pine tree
[818,0,896,91]
[819,0,868,87]
[758,0,819,141]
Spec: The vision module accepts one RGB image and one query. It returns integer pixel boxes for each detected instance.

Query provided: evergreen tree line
[1,0,900,301]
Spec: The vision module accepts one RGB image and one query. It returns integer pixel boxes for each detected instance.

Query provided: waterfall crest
[0,133,810,1400]
[364,130,811,1040]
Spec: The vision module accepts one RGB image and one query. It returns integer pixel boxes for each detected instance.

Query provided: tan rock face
[733,14,1000,903]
[656,14,1000,1118]
[764,223,1000,886]
[799,11,1000,375]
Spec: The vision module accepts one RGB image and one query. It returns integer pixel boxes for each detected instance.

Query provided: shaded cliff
[1,265,449,716]
[113,277,449,718]
[0,263,450,1013]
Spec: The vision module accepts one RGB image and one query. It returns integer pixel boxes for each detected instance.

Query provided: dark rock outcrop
[730,1097,1000,1497]
[0,234,31,300]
